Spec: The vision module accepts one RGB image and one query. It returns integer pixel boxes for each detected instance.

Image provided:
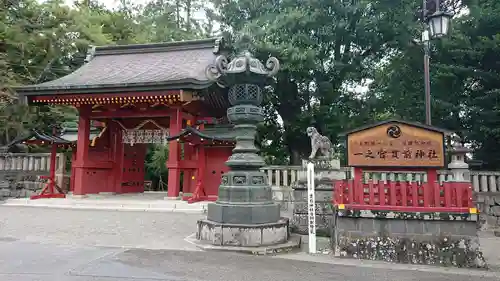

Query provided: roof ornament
[205,30,280,87]
[212,37,224,54]
[84,45,96,63]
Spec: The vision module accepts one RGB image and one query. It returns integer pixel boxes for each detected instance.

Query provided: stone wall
[476,192,500,234]
[0,171,44,199]
[271,186,293,217]
[0,171,70,200]
[291,179,335,236]
[332,210,486,268]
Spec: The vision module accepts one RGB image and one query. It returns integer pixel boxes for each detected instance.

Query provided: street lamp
[422,0,452,125]
[427,11,453,39]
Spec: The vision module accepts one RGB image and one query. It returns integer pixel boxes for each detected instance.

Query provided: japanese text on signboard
[347,123,445,167]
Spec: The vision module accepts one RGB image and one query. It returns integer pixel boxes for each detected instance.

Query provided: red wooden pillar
[167,108,182,198]
[72,106,92,196]
[109,121,125,193]
[427,169,437,184]
[353,167,363,183]
[182,118,195,194]
[183,143,194,193]
[48,140,57,193]
[70,150,76,192]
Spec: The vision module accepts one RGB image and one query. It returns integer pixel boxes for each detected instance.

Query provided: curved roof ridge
[15,38,227,95]
[91,37,223,57]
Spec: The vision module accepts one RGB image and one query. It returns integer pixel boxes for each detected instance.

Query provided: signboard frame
[344,121,447,169]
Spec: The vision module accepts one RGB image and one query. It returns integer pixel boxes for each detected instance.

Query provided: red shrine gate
[13,38,236,200]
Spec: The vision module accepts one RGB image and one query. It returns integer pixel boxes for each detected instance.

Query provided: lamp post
[422,0,452,125]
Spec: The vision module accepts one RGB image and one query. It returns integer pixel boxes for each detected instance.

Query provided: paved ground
[1,240,498,281]
[0,206,203,250]
[2,193,208,213]
[0,206,499,281]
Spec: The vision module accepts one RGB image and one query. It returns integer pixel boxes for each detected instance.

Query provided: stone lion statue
[306,127,334,159]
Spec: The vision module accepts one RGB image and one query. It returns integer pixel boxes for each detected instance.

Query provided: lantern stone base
[194,218,300,253]
[207,202,281,224]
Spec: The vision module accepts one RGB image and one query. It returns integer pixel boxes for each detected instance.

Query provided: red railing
[333,180,475,213]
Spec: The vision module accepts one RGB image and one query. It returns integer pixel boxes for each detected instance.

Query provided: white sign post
[306,162,316,254]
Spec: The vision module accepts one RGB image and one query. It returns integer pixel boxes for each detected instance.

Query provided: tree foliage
[2,0,500,170]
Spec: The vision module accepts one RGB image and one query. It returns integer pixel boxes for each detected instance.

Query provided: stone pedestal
[291,158,345,235]
[192,40,299,253]
[197,218,290,246]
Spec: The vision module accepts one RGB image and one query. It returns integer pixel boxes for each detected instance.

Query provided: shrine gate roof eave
[168,126,236,142]
[6,127,102,147]
[6,129,72,147]
[338,119,454,137]
[13,37,226,97]
[15,79,215,97]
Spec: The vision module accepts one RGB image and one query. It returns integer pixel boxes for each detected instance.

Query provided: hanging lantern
[427,11,453,39]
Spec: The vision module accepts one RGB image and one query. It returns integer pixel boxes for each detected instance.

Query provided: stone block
[228,186,251,203]
[197,218,289,247]
[490,206,500,216]
[404,220,425,235]
[196,221,222,245]
[250,186,273,202]
[424,220,441,235]
[0,188,11,197]
[207,202,280,224]
[357,218,376,233]
[315,190,333,202]
[291,213,333,235]
[336,217,357,232]
[261,225,288,245]
[437,220,477,237]
[222,226,262,246]
[389,219,406,234]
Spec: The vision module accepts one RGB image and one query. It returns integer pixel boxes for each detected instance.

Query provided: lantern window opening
[426,11,453,39]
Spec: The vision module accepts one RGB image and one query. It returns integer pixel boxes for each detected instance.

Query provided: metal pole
[424,43,431,125]
[422,0,432,125]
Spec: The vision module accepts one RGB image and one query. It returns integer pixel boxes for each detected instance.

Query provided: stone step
[1,197,208,214]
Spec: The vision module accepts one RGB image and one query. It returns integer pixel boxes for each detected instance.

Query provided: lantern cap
[205,32,280,86]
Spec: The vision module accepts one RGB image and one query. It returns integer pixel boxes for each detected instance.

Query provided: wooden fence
[333,180,473,213]
[260,166,500,193]
[2,154,500,194]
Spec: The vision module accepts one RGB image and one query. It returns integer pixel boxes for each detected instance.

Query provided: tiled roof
[15,38,224,95]
[169,125,236,141]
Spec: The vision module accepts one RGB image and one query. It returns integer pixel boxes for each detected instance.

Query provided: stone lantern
[194,34,296,250]
[448,135,471,182]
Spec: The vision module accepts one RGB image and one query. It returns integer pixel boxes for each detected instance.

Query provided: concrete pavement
[0,240,498,281]
[1,192,208,213]
[0,205,204,251]
[0,206,499,280]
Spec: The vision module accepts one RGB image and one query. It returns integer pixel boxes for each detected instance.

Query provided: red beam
[90,108,175,118]
[30,194,66,200]
[338,204,471,214]
[32,91,181,101]
[166,160,199,169]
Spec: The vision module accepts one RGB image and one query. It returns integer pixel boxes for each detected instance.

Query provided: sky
[62,0,208,21]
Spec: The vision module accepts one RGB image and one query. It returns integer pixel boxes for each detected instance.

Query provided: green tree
[210,0,424,163]
[367,0,500,169]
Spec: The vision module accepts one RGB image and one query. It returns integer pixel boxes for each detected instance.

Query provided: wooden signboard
[346,121,445,168]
